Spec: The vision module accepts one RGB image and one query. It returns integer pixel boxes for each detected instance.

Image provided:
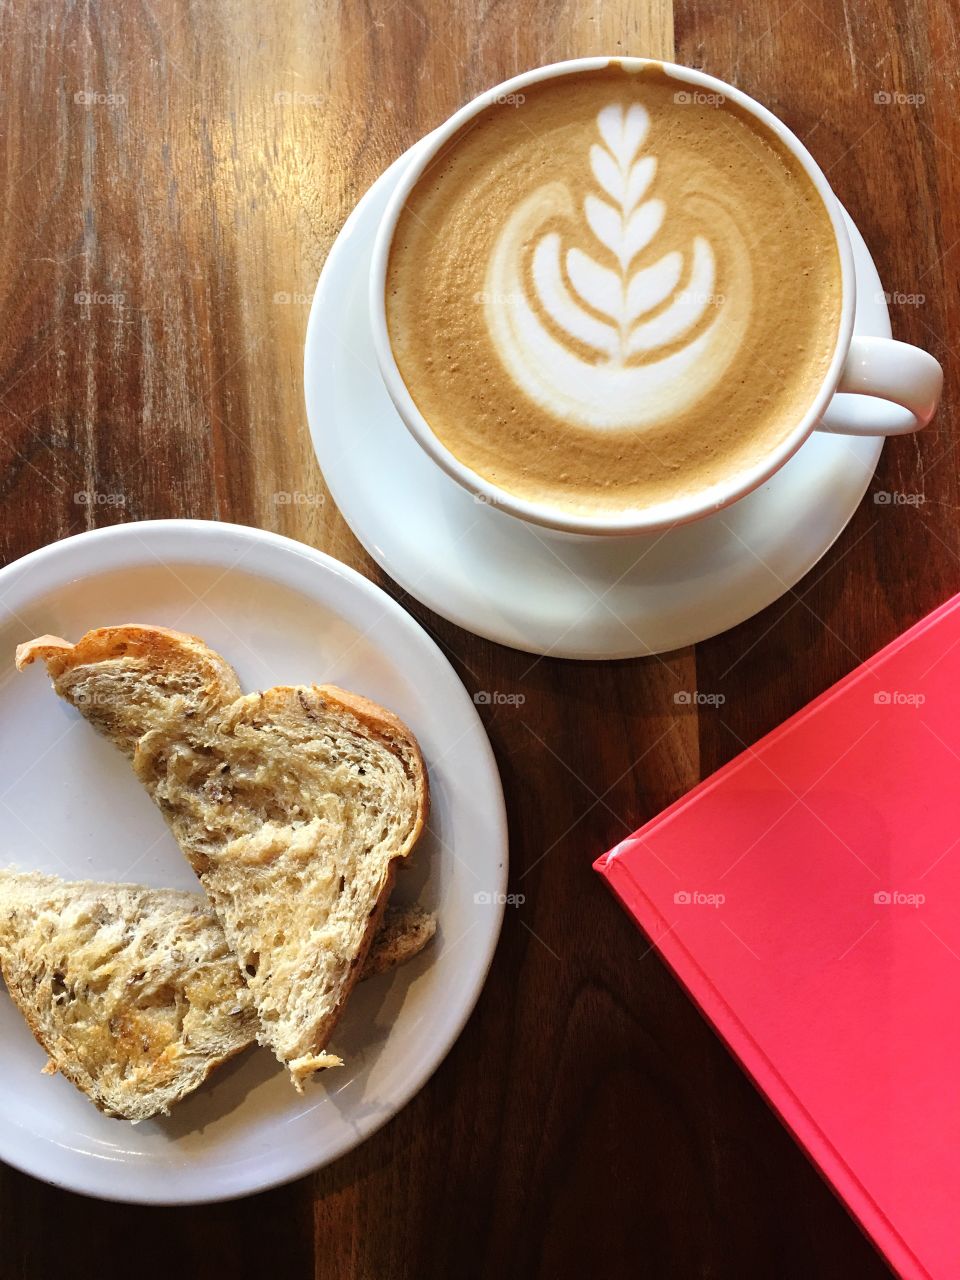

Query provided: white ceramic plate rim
[0,519,507,1204]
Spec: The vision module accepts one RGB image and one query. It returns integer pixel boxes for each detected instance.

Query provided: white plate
[305,143,888,659]
[0,519,507,1204]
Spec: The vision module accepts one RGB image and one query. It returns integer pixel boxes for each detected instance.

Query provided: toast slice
[0,869,257,1121]
[17,626,429,1087]
[0,870,436,1120]
[361,903,437,978]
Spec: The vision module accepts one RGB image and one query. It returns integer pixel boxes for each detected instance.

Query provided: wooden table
[0,0,951,1274]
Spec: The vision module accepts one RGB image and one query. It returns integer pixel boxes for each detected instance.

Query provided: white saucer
[305,144,888,659]
[0,520,507,1204]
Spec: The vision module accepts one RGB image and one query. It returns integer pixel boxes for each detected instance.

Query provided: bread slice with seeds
[0,869,257,1121]
[0,869,436,1119]
[361,903,436,978]
[16,626,429,1087]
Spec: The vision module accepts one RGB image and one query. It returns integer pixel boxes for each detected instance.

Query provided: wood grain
[1,0,949,1274]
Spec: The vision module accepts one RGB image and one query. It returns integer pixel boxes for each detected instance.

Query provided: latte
[385,65,842,517]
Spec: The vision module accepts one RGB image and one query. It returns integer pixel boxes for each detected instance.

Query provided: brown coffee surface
[386,64,842,516]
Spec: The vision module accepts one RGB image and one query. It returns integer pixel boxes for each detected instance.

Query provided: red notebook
[595,594,960,1280]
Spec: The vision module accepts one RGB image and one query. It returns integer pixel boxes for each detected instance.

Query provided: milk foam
[483,103,751,430]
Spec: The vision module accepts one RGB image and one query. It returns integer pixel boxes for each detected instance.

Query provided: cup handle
[815,336,943,437]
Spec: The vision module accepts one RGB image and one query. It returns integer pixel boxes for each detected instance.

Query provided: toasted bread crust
[318,684,429,844]
[17,625,243,698]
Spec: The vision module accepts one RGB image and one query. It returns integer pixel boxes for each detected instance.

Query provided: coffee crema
[386,65,843,516]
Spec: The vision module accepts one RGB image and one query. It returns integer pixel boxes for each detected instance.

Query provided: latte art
[386,66,842,516]
[484,102,751,430]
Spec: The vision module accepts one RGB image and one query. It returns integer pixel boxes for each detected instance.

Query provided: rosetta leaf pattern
[528,102,710,362]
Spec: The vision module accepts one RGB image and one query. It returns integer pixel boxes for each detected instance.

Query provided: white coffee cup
[370,57,943,537]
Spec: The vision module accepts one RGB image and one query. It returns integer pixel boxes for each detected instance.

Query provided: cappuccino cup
[370,58,943,536]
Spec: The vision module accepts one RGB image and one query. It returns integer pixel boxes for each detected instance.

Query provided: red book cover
[595,594,960,1280]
